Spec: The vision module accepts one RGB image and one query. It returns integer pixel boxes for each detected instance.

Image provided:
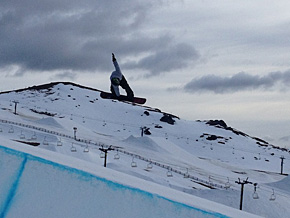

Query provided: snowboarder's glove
[112,53,116,62]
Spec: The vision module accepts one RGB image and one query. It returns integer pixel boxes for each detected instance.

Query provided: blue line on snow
[0,145,230,218]
[0,155,27,218]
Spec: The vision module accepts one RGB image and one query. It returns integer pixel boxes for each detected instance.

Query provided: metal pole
[99,146,114,168]
[281,156,285,175]
[240,183,244,210]
[235,178,252,211]
[13,101,19,115]
[104,151,107,167]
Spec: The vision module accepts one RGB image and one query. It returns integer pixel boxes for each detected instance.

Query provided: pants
[111,76,134,99]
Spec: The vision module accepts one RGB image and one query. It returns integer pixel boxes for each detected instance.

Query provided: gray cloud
[52,71,77,80]
[183,70,290,94]
[0,0,198,76]
[124,42,200,77]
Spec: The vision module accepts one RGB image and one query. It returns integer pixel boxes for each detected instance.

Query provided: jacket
[110,60,123,96]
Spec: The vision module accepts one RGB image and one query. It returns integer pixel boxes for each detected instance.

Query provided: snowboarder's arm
[112,53,116,62]
[112,53,121,73]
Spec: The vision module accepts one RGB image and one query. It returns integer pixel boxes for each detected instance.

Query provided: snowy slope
[0,82,289,217]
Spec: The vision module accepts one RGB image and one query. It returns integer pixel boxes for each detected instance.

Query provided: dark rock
[144,111,150,116]
[206,135,218,140]
[206,120,228,128]
[160,114,175,125]
[144,128,151,135]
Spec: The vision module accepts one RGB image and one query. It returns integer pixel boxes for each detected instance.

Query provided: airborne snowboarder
[110,53,134,101]
[100,53,146,104]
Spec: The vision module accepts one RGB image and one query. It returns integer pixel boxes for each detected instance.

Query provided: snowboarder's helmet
[111,77,120,86]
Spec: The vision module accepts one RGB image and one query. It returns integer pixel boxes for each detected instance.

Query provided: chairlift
[71,143,77,152]
[8,126,14,133]
[184,168,189,178]
[146,162,153,170]
[252,191,259,199]
[57,139,62,146]
[43,137,49,145]
[31,132,37,140]
[100,152,105,158]
[83,144,89,152]
[0,128,2,133]
[225,177,231,189]
[114,151,120,160]
[20,131,25,139]
[167,170,173,177]
[270,189,276,201]
[251,183,259,199]
[131,158,137,167]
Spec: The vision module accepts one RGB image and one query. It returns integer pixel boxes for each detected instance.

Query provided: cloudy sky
[1,0,290,147]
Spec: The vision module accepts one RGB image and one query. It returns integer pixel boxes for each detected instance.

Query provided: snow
[0,142,260,218]
[0,82,289,217]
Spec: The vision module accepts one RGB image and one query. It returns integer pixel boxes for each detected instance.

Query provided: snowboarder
[110,53,134,101]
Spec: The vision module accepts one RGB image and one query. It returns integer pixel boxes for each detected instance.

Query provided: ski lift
[0,128,2,133]
[131,158,137,167]
[8,126,14,133]
[71,143,77,152]
[252,192,259,199]
[31,132,37,140]
[270,189,276,201]
[146,162,153,170]
[225,177,231,189]
[114,151,120,160]
[167,169,173,177]
[82,117,85,123]
[43,137,48,145]
[252,183,259,199]
[100,151,105,158]
[83,144,89,152]
[184,168,189,178]
[57,139,62,146]
[20,131,25,139]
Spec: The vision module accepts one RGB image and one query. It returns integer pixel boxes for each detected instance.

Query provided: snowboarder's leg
[110,85,119,99]
[120,76,134,101]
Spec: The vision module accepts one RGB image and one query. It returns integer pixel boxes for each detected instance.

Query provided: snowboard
[100,92,146,105]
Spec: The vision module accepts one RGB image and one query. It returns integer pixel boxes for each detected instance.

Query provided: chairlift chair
[100,152,105,158]
[43,137,49,145]
[270,189,276,201]
[225,177,231,189]
[114,152,120,160]
[8,126,14,133]
[20,131,25,139]
[71,147,77,152]
[57,140,62,146]
[83,144,89,152]
[252,192,259,199]
[167,170,173,177]
[131,158,137,167]
[146,162,153,170]
[31,132,37,140]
